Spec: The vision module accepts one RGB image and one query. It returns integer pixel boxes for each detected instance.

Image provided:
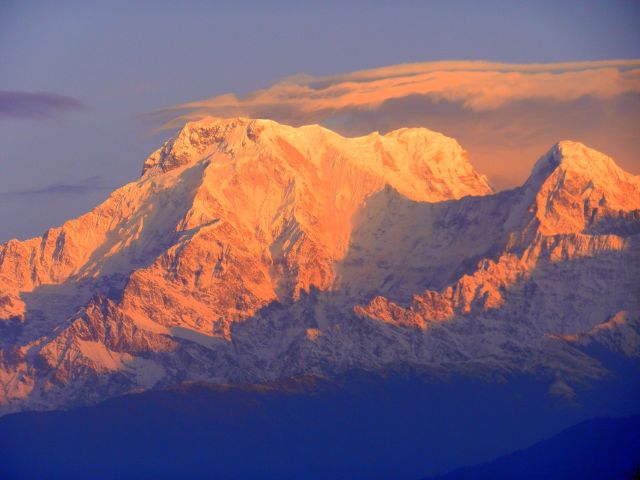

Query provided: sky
[1,0,639,241]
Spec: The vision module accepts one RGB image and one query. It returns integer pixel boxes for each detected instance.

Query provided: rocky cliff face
[0,118,638,414]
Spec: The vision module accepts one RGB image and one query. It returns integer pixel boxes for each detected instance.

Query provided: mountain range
[0,116,639,415]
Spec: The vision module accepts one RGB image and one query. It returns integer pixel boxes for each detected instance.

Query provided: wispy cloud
[152,59,640,128]
[1,176,111,198]
[148,59,640,189]
[0,91,86,120]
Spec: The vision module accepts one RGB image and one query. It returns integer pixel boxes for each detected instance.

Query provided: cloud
[0,91,86,120]
[1,176,111,198]
[153,59,640,128]
[149,59,640,189]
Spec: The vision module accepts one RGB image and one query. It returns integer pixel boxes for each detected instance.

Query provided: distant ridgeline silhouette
[0,372,638,479]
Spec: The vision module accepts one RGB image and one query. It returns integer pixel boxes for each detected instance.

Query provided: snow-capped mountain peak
[0,118,638,414]
[523,140,640,235]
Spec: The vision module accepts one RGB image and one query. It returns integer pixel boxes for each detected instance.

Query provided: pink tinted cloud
[156,60,640,125]
[152,60,640,189]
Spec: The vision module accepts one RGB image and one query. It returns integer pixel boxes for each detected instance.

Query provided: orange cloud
[155,60,640,127]
[150,60,640,190]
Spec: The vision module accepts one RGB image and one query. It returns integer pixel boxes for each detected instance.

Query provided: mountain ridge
[426,415,640,480]
[0,117,638,414]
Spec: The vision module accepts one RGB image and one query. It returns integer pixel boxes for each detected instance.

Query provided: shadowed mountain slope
[0,118,638,414]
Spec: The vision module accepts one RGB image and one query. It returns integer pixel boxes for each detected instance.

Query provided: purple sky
[1,0,639,241]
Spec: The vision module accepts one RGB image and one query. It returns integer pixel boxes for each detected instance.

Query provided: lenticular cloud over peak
[155,59,640,126]
[150,60,640,189]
